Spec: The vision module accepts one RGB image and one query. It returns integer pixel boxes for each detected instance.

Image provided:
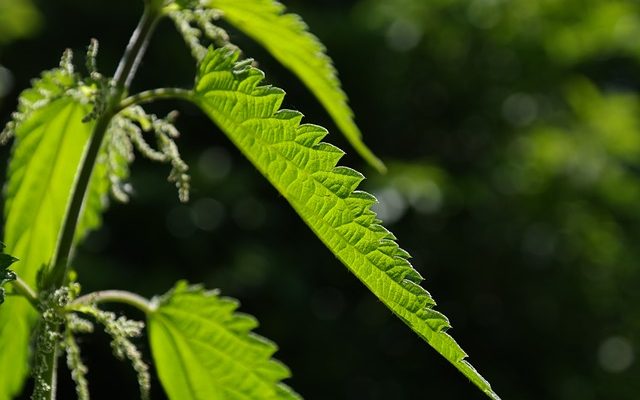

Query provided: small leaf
[0,255,18,272]
[191,47,500,399]
[148,281,299,400]
[203,0,385,172]
[0,243,18,270]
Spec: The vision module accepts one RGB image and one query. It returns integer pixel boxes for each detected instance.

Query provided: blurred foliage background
[1,0,640,399]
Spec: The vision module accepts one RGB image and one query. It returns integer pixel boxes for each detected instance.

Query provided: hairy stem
[114,6,162,88]
[35,5,164,400]
[72,290,154,314]
[118,88,194,111]
[10,276,38,309]
[48,6,162,290]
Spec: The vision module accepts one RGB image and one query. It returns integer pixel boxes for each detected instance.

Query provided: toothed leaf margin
[148,281,300,400]
[190,47,499,400]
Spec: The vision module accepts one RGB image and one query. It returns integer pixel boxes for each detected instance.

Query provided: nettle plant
[0,0,500,399]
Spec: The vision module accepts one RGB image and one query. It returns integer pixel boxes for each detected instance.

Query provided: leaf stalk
[118,88,194,112]
[72,290,154,314]
[10,276,39,309]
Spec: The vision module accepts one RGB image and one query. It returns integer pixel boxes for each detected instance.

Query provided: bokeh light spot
[372,187,407,224]
[198,146,232,183]
[598,336,635,373]
[191,197,224,231]
[502,93,538,127]
[385,18,423,52]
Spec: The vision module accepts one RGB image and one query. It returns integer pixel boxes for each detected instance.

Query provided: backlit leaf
[0,67,106,400]
[204,0,385,172]
[149,281,299,400]
[191,47,499,399]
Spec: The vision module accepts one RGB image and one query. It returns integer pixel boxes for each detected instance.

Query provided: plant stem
[47,6,162,289]
[113,6,162,89]
[118,88,194,111]
[35,4,164,399]
[72,290,154,314]
[10,276,38,309]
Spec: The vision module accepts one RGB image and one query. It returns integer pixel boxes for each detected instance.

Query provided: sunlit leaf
[0,67,106,399]
[203,0,385,172]
[149,281,299,400]
[190,47,499,399]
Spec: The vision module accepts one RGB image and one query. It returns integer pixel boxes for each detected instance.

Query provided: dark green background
[1,0,639,399]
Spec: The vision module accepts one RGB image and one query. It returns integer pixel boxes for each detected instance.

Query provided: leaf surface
[191,47,499,399]
[204,0,385,172]
[149,282,299,400]
[0,69,105,399]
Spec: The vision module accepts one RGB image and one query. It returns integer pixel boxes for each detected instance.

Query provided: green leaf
[191,47,499,399]
[0,68,105,399]
[0,254,18,271]
[203,0,385,172]
[148,281,299,400]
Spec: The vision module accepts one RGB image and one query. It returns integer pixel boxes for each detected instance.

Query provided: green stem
[113,6,162,89]
[72,290,154,314]
[118,88,194,112]
[10,276,38,309]
[35,5,164,400]
[47,6,162,289]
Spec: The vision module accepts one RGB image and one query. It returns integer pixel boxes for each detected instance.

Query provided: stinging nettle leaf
[0,66,110,400]
[148,281,300,400]
[191,47,500,399]
[201,0,386,172]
